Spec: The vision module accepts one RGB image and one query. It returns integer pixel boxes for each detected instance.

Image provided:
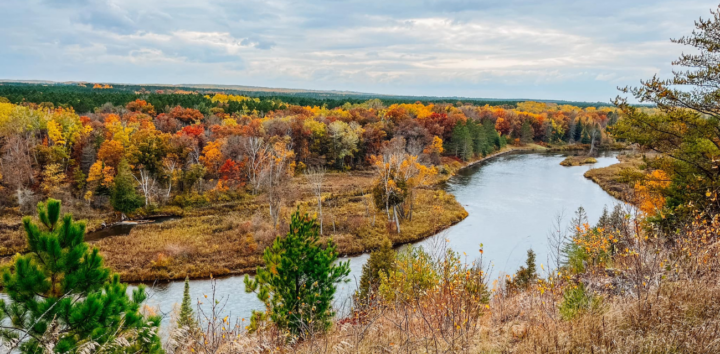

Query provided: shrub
[379,245,438,301]
[559,282,602,320]
[357,237,396,301]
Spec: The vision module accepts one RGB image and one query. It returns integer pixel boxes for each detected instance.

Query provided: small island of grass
[560,156,598,166]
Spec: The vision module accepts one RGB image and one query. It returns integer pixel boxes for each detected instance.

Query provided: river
[140,151,622,332]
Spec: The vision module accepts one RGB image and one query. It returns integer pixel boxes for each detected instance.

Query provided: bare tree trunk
[317,196,323,234]
[393,205,401,233]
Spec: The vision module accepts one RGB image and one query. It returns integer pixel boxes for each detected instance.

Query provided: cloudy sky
[0,0,716,102]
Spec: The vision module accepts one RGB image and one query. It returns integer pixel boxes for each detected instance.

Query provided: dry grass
[0,201,112,257]
[97,185,466,282]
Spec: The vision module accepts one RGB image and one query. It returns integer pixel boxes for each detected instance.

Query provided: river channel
[140,151,622,331]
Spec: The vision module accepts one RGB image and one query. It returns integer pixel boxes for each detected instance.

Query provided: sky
[0,0,717,102]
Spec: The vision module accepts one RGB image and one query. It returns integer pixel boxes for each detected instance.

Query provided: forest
[0,87,618,218]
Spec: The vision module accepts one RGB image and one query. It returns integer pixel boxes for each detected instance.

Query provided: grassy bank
[583,152,649,203]
[97,188,467,282]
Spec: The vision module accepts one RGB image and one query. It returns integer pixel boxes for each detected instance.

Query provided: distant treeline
[0,83,612,113]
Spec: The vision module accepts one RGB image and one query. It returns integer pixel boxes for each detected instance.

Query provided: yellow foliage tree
[634,170,671,216]
[200,139,226,174]
[41,163,66,197]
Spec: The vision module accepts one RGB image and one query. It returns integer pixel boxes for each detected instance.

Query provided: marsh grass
[94,171,466,282]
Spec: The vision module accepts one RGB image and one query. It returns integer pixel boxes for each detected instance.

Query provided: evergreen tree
[244,210,350,335]
[574,119,583,142]
[111,159,144,214]
[178,276,197,330]
[358,238,396,301]
[581,129,591,144]
[483,119,501,151]
[473,121,490,156]
[597,206,611,230]
[520,120,534,144]
[0,199,161,353]
[498,135,508,149]
[466,119,480,157]
[506,249,538,291]
[450,122,472,160]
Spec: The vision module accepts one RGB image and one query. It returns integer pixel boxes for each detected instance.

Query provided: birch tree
[133,167,157,207]
[242,136,269,194]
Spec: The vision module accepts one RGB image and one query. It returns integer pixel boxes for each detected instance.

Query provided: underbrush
[163,203,720,354]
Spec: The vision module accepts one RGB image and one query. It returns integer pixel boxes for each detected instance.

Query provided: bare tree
[588,123,602,156]
[304,166,326,235]
[189,145,201,165]
[162,158,180,203]
[260,142,294,228]
[1,135,36,205]
[241,137,269,194]
[546,211,569,273]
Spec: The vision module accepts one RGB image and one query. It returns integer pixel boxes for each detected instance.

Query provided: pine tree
[244,210,350,335]
[520,120,534,144]
[178,276,197,330]
[484,119,501,150]
[0,199,162,353]
[506,249,538,291]
[111,159,144,214]
[597,206,610,230]
[466,119,479,157]
[574,119,583,142]
[450,122,472,160]
[581,129,591,144]
[472,121,489,156]
[358,238,396,301]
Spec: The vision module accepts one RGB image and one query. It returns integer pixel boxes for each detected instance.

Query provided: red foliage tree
[168,106,204,123]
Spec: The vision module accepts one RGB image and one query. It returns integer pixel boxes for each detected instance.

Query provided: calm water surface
[140,152,622,333]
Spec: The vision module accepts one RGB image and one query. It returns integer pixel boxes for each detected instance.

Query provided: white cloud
[0,0,716,101]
